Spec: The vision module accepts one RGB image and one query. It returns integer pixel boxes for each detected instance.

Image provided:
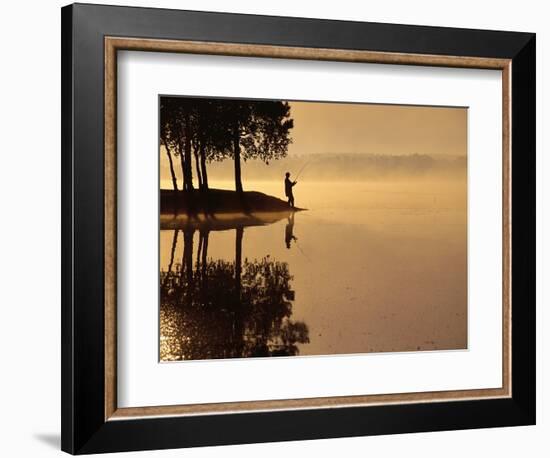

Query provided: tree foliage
[160,97,294,192]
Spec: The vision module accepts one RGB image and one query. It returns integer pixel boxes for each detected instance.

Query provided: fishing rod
[294,160,311,181]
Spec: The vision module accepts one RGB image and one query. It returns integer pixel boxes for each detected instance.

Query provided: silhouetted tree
[223,100,293,193]
[160,97,293,194]
[159,99,179,191]
[182,111,194,191]
[160,97,195,191]
[192,99,233,190]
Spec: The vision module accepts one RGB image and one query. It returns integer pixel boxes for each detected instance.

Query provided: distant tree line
[197,152,467,182]
[160,97,294,193]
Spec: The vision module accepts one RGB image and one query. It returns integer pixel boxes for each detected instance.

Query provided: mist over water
[161,150,467,186]
[160,174,467,360]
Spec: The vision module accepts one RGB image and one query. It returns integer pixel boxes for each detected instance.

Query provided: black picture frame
[61,3,535,454]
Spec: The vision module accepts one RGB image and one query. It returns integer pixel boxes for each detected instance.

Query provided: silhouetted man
[285,212,297,249]
[284,172,297,208]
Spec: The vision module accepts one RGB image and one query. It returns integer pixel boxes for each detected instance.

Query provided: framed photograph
[61,3,536,454]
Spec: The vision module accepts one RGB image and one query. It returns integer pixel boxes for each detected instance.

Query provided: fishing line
[294,160,311,180]
[295,240,312,262]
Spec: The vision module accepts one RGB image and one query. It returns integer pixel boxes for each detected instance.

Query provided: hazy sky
[288,101,467,157]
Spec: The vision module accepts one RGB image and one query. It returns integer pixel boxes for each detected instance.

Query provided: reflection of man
[285,213,297,249]
[284,172,297,208]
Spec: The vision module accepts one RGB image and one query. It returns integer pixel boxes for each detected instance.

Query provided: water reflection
[160,181,468,360]
[284,213,297,249]
[160,213,310,362]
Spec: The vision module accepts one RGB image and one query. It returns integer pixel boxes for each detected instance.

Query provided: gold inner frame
[104,36,512,421]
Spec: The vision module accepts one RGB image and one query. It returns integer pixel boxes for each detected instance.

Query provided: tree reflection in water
[160,225,310,361]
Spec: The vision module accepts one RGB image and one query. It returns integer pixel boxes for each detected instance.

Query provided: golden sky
[288,101,467,157]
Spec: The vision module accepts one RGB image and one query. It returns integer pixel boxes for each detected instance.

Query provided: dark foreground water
[159,180,467,362]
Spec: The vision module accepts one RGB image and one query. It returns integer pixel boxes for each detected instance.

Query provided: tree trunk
[201,230,209,268]
[162,229,179,289]
[182,230,194,301]
[178,144,187,192]
[196,231,202,274]
[233,127,243,193]
[235,226,243,296]
[199,143,208,190]
[168,229,178,274]
[233,226,244,356]
[193,146,202,190]
[162,140,178,191]
[200,229,209,285]
[184,115,194,191]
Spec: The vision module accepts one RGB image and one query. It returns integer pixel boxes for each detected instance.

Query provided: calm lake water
[159,179,467,361]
